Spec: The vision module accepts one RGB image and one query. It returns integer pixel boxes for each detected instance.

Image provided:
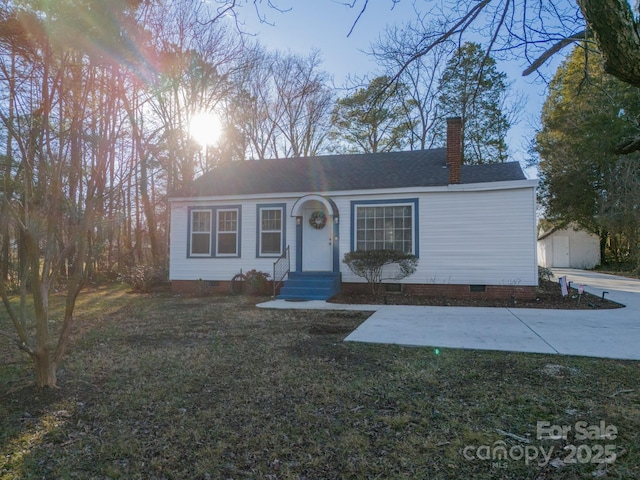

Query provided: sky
[239,1,565,177]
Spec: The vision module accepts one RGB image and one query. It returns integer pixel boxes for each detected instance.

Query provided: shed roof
[172,149,527,198]
[537,222,597,241]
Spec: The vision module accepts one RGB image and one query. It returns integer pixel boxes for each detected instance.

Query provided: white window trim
[190,209,212,257]
[216,208,239,257]
[259,206,284,257]
[354,202,416,254]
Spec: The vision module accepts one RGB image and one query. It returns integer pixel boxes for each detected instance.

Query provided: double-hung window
[188,206,241,257]
[216,209,239,256]
[353,200,418,255]
[190,210,212,256]
[258,205,284,256]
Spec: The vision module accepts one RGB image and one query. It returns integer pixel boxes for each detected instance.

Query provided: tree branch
[346,0,369,37]
[0,327,33,356]
[388,0,491,87]
[522,29,591,76]
[0,277,32,353]
[614,136,640,155]
[577,0,640,88]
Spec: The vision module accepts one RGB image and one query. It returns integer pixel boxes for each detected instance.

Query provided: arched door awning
[290,194,338,218]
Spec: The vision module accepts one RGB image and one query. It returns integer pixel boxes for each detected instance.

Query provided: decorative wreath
[309,210,327,230]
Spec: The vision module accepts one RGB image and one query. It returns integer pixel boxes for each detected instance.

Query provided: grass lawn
[1,287,638,479]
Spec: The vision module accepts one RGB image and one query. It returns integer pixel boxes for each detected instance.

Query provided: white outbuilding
[537,224,600,269]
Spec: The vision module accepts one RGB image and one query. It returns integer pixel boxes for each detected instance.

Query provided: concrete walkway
[258,269,640,360]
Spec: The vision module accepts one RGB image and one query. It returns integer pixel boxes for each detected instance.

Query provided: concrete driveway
[259,269,640,360]
[551,268,640,308]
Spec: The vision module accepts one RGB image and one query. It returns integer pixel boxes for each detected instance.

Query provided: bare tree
[0,0,139,387]
[371,18,453,150]
[227,43,283,160]
[346,0,640,154]
[270,50,334,157]
[226,45,334,159]
[0,0,296,387]
[144,0,243,185]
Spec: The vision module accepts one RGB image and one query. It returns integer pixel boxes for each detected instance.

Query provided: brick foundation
[342,282,537,300]
[171,279,276,296]
[171,280,233,295]
[173,279,536,301]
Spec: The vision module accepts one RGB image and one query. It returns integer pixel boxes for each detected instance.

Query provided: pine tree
[330,76,412,153]
[536,45,640,265]
[438,42,510,164]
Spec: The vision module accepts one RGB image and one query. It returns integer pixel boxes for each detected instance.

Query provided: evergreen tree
[438,42,510,164]
[330,76,412,153]
[536,45,640,265]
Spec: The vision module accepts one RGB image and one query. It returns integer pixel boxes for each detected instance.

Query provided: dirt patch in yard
[329,280,623,309]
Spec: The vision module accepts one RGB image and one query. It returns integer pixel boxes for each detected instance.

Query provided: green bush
[343,250,418,296]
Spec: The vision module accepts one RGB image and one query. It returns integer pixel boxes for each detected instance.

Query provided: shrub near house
[343,250,418,296]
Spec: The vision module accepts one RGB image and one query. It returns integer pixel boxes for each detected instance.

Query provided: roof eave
[446,178,537,192]
[168,179,537,203]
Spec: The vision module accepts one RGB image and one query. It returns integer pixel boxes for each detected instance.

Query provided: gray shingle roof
[173,149,526,198]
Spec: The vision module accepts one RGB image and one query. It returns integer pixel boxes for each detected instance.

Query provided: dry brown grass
[1,288,638,479]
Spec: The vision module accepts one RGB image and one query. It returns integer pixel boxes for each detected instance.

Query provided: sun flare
[189,112,222,147]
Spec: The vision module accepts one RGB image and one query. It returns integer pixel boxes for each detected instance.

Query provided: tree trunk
[2,51,15,282]
[599,230,608,265]
[140,153,160,267]
[577,0,640,88]
[34,347,57,388]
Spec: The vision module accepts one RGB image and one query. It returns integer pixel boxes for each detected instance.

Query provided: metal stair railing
[272,245,290,299]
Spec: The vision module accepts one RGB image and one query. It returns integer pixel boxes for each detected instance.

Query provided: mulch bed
[329,279,624,309]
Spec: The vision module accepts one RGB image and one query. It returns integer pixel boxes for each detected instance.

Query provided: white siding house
[169,118,538,299]
[537,224,601,269]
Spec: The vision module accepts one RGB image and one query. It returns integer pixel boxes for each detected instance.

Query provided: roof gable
[173,149,526,198]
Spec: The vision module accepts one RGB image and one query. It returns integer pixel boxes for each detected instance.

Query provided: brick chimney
[446,117,462,184]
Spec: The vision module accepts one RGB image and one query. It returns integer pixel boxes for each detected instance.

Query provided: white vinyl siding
[170,181,537,287]
[336,187,536,286]
[420,188,537,285]
[171,199,295,281]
